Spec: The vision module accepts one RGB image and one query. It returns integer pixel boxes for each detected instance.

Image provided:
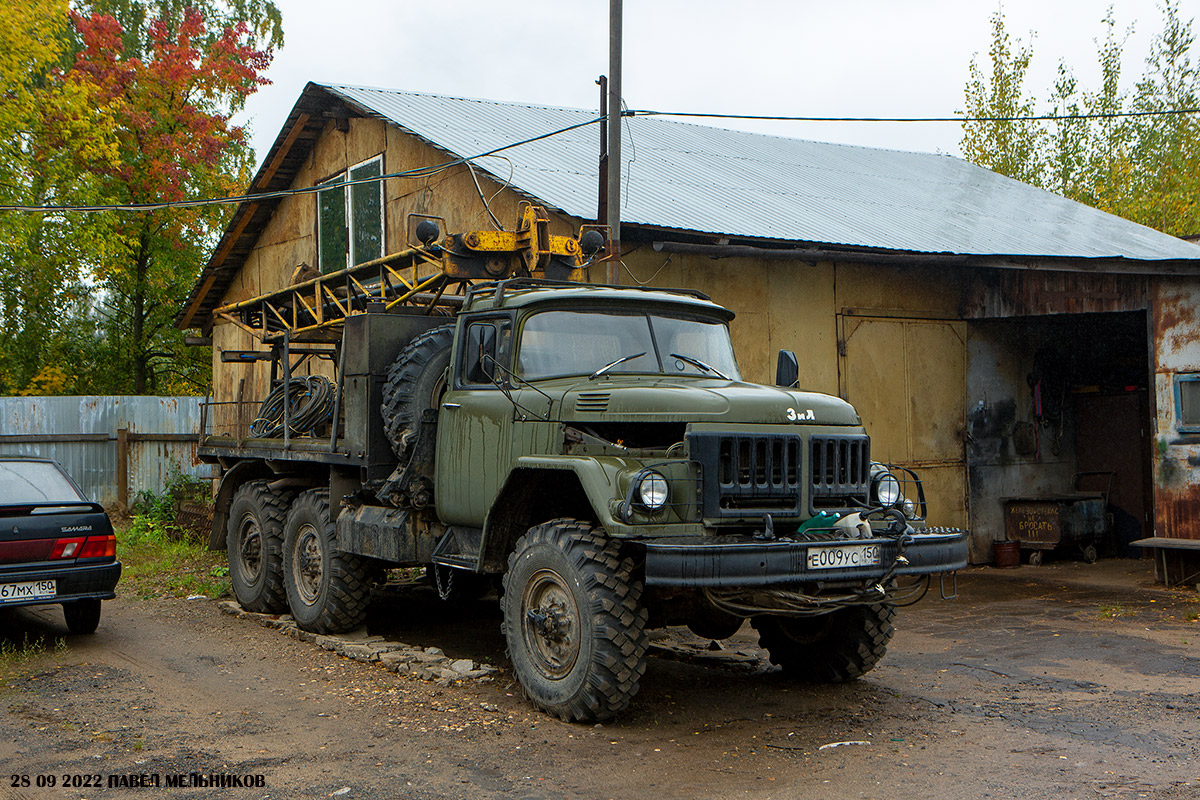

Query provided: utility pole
[597,76,608,231]
[606,0,622,285]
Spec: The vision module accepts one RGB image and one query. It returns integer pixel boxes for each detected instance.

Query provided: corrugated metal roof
[326,83,1198,261]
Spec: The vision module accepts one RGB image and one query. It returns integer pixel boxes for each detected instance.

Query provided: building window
[317,155,384,273]
[1174,373,1200,432]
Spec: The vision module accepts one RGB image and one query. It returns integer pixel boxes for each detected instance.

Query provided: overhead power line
[5,103,1196,215]
[0,116,603,214]
[630,107,1200,123]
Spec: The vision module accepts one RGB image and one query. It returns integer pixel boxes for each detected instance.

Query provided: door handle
[441,402,462,409]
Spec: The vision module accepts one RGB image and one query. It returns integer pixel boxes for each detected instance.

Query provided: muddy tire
[752,602,896,683]
[227,480,292,613]
[381,324,455,460]
[63,599,102,634]
[282,489,374,633]
[502,519,649,722]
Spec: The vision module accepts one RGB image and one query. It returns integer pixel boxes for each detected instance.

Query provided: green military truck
[201,208,967,721]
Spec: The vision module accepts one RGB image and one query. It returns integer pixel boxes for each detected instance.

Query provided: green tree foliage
[0,1,279,396]
[960,12,1044,186]
[0,0,117,395]
[961,2,1200,237]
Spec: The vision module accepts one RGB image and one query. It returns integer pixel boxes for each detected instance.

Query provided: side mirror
[776,350,799,388]
[466,323,499,383]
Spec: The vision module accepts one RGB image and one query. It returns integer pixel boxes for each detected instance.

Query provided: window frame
[458,315,514,388]
[1173,373,1200,433]
[315,154,386,274]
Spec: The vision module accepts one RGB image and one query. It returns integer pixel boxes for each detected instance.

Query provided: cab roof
[461,280,734,320]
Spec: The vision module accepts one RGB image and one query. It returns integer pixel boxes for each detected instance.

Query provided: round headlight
[638,471,669,510]
[902,497,917,518]
[874,472,901,507]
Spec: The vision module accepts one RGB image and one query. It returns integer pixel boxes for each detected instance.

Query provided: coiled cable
[249,375,336,438]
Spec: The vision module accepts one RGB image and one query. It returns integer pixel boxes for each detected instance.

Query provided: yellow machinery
[215,203,606,344]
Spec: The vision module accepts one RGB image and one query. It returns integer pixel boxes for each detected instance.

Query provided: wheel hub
[294,523,323,604]
[521,568,580,678]
[237,514,262,580]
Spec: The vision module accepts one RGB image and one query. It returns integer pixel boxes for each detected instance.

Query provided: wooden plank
[116,427,129,514]
[259,113,310,186]
[179,202,260,328]
[1130,537,1200,550]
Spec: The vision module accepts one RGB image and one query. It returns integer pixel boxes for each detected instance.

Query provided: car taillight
[78,535,117,559]
[49,538,86,559]
[48,535,115,560]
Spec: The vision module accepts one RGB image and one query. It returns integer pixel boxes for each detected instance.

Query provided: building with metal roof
[181,82,1200,579]
[322,83,1196,261]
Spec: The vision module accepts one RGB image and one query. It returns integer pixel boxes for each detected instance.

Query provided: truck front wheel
[227,480,292,613]
[752,602,896,682]
[282,489,375,633]
[502,519,649,722]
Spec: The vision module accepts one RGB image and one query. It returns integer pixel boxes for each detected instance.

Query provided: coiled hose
[249,375,336,438]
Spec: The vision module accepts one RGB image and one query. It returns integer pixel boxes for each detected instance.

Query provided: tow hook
[753,514,776,541]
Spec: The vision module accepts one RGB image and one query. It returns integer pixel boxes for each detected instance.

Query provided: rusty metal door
[838,314,968,527]
[1073,390,1151,555]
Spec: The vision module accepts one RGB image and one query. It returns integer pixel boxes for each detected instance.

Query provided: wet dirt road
[1,560,1197,800]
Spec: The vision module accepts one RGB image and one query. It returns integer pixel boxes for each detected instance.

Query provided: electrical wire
[0,115,603,214]
[465,160,505,231]
[11,101,1192,216]
[629,107,1200,123]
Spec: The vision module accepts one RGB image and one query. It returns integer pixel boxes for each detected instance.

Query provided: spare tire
[381,324,455,460]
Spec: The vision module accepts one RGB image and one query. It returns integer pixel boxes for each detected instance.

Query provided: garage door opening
[966,311,1151,564]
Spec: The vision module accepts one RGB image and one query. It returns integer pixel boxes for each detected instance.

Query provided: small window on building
[316,155,385,273]
[1174,373,1200,432]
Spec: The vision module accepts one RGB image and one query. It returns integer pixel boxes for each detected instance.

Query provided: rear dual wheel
[227,480,293,613]
[282,489,376,634]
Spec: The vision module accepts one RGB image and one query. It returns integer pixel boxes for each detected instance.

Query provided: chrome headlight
[873,472,901,507]
[637,471,669,510]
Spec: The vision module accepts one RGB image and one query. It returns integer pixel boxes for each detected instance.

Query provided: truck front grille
[810,435,870,508]
[689,432,804,518]
[689,430,871,520]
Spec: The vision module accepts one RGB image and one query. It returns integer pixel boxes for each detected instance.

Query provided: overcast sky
[239,0,1176,169]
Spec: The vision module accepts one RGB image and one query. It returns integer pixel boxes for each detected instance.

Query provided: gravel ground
[1,559,1197,800]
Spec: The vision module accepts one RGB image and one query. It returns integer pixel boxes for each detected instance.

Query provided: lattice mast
[214,203,606,345]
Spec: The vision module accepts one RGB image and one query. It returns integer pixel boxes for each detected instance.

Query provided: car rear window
[0,461,86,504]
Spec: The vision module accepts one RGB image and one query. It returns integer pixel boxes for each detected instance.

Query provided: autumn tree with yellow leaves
[961,1,1200,237]
[0,1,280,395]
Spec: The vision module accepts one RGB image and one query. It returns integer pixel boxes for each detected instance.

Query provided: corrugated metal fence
[0,396,213,509]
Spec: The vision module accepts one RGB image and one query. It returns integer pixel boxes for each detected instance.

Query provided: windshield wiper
[669,353,730,381]
[588,352,647,381]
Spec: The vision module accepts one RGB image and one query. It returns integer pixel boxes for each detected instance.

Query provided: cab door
[435,317,514,526]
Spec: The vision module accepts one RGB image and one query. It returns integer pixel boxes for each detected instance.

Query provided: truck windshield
[516,310,741,381]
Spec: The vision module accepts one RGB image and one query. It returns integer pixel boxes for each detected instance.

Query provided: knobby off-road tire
[63,599,102,634]
[752,602,896,683]
[381,324,455,461]
[502,519,649,722]
[227,480,292,613]
[282,489,374,634]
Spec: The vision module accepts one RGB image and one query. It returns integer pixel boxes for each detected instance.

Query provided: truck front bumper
[642,530,967,587]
